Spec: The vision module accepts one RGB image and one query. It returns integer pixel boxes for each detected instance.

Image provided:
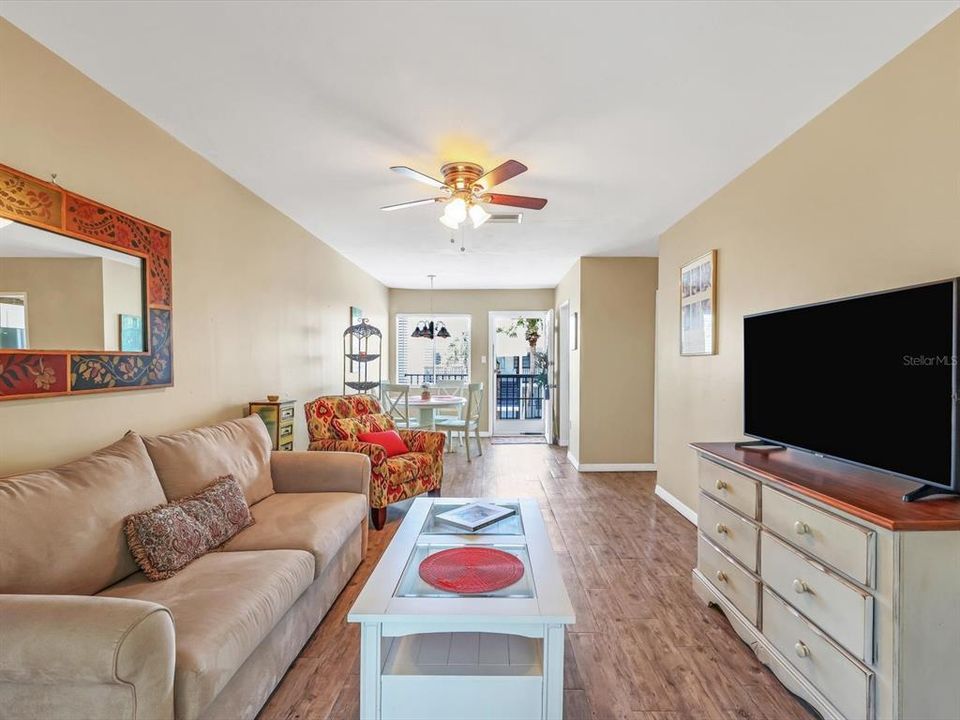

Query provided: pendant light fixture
[410,274,449,340]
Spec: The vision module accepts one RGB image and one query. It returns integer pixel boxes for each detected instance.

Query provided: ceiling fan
[380,160,547,229]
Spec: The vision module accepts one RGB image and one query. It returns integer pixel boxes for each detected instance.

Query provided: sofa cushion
[98,549,313,720]
[221,492,367,577]
[125,475,254,580]
[385,452,436,486]
[305,394,384,442]
[331,412,395,440]
[0,432,167,595]
[140,415,274,505]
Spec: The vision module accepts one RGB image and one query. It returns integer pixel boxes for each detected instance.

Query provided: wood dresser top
[691,442,960,532]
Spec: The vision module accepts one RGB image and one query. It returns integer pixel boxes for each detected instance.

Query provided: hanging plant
[497,317,542,352]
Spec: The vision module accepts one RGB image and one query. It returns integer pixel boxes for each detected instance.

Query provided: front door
[489,311,548,437]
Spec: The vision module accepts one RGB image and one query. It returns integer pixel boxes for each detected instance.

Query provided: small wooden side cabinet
[249,399,296,451]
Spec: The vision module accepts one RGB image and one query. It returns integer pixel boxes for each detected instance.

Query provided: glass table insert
[420,499,524,536]
[394,542,535,598]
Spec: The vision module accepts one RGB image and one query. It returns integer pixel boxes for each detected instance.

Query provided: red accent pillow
[358,430,409,457]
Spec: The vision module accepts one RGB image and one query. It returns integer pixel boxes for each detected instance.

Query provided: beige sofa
[0,415,371,720]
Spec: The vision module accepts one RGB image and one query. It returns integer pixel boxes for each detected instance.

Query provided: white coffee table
[348,497,575,720]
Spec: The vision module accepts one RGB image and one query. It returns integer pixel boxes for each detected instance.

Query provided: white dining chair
[381,383,418,428]
[431,381,467,444]
[435,382,484,461]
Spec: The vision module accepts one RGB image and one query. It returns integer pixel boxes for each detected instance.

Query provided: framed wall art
[680,250,716,356]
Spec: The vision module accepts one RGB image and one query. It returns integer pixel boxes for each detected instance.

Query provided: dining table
[406,394,466,429]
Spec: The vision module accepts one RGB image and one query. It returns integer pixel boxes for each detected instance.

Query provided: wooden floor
[258,443,816,720]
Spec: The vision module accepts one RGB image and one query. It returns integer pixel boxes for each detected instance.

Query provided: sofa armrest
[271,450,371,500]
[0,594,175,720]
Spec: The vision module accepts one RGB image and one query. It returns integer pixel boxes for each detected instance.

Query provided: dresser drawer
[699,459,759,519]
[699,493,759,571]
[760,532,873,662]
[762,589,873,720]
[762,486,875,586]
[698,534,759,625]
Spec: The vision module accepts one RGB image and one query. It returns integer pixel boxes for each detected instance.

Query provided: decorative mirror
[0,163,172,400]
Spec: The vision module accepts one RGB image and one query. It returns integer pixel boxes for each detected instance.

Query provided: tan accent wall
[388,288,555,433]
[0,257,105,350]
[580,258,658,465]
[553,258,658,467]
[0,20,388,475]
[656,12,960,513]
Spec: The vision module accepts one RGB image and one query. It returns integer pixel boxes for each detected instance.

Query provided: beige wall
[0,257,104,350]
[579,258,658,465]
[0,20,388,475]
[656,12,960,512]
[553,259,659,467]
[101,258,144,351]
[388,288,555,433]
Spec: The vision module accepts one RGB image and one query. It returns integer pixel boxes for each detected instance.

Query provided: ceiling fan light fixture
[469,203,491,229]
[444,197,468,224]
[439,214,460,230]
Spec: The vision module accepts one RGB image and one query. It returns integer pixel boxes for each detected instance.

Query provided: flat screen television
[743,279,959,500]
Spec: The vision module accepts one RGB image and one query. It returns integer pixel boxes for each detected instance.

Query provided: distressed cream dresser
[690,443,960,720]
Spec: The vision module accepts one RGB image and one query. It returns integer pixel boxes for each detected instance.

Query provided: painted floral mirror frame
[0,163,172,400]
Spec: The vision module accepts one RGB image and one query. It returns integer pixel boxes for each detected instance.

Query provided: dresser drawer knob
[794,521,810,535]
[792,578,810,594]
[715,523,728,535]
[715,479,728,491]
[715,570,727,583]
[794,641,810,658]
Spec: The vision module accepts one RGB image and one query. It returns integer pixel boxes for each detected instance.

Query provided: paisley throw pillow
[124,474,253,581]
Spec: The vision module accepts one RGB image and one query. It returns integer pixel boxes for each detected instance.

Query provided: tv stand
[688,442,960,720]
[902,483,960,502]
[734,439,786,452]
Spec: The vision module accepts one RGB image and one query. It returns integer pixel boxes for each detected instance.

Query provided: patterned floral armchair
[305,394,445,529]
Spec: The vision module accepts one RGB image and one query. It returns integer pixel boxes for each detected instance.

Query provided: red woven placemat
[419,547,525,594]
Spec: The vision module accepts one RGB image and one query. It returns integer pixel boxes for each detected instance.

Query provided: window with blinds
[396,314,470,385]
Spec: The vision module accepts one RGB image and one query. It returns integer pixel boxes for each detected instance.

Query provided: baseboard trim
[654,485,698,525]
[567,453,656,472]
[577,462,657,472]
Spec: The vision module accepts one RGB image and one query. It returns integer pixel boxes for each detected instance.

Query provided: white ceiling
[2,1,956,289]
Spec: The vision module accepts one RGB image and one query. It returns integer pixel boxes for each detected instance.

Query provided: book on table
[434,502,516,531]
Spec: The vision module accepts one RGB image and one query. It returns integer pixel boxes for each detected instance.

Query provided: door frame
[557,300,570,447]
[488,309,549,437]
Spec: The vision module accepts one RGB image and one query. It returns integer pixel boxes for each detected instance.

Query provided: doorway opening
[489,310,551,438]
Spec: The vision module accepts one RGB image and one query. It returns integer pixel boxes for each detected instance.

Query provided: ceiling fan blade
[390,166,448,189]
[483,193,547,210]
[380,198,444,211]
[474,160,528,191]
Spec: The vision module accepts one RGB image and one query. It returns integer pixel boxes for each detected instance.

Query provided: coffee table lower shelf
[380,632,543,720]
